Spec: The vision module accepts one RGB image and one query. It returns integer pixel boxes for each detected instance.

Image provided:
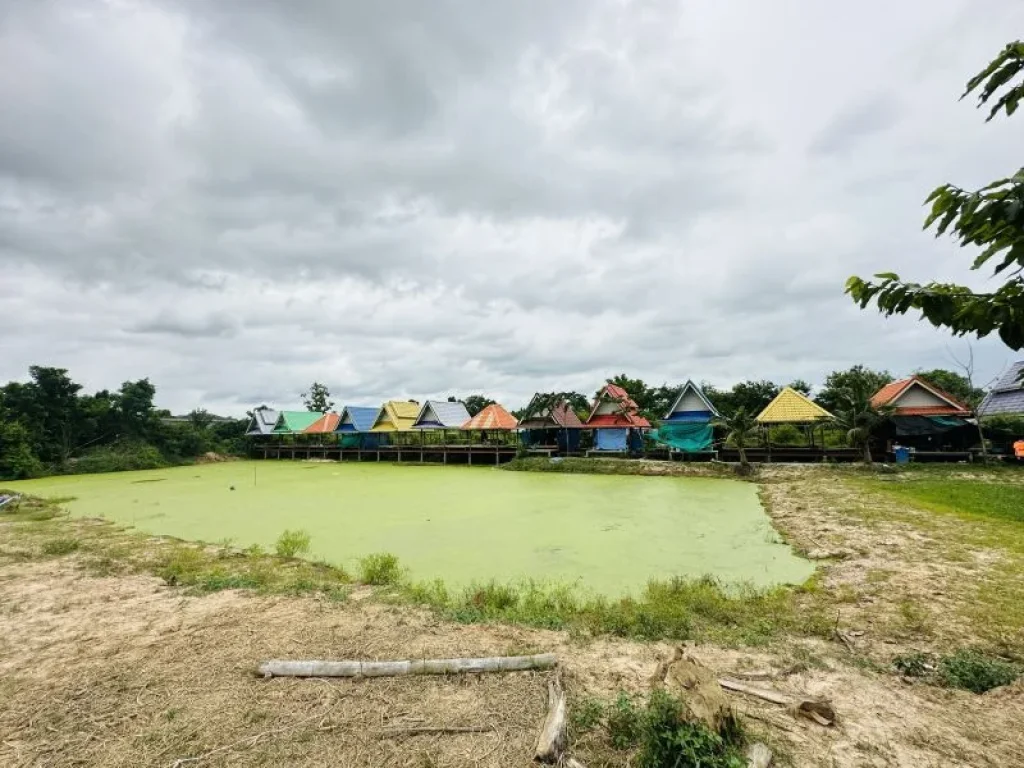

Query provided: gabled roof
[517,395,584,429]
[334,406,379,432]
[664,380,720,420]
[462,403,518,430]
[756,387,832,424]
[304,412,341,433]
[978,361,1024,416]
[413,399,472,429]
[370,400,420,432]
[586,383,651,428]
[245,408,279,436]
[870,376,971,417]
[272,411,323,433]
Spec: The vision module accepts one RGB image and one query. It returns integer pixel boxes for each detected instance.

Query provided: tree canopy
[301,382,334,413]
[846,41,1024,349]
[0,366,247,480]
[815,365,893,414]
[462,395,496,417]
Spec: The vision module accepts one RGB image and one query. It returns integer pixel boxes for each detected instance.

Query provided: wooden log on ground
[718,678,835,726]
[533,673,567,763]
[258,653,557,679]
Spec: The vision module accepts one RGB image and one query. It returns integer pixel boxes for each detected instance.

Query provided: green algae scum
[7,462,813,595]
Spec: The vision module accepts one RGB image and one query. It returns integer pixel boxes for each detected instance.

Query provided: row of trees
[0,366,247,480]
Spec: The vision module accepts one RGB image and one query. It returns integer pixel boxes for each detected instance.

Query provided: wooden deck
[257,443,519,465]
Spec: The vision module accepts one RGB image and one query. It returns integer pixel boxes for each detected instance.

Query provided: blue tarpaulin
[594,428,628,451]
[648,422,714,452]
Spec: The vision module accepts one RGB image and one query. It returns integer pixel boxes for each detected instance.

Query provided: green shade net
[338,434,363,448]
[647,423,713,452]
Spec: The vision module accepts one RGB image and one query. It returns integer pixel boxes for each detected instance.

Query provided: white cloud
[1,0,1021,415]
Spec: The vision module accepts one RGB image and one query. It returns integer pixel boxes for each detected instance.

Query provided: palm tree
[713,407,759,473]
[829,384,894,464]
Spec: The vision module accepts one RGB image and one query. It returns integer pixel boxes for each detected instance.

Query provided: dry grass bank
[1,464,1022,767]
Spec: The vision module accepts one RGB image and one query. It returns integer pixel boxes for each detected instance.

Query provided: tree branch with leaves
[847,41,1024,349]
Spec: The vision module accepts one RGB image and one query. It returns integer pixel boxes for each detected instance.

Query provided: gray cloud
[0,0,1021,415]
[809,95,903,155]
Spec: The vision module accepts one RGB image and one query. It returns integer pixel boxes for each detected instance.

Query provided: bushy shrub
[69,442,166,474]
[359,552,402,585]
[275,529,312,559]
[637,690,744,768]
[0,422,44,479]
[606,693,643,750]
[937,649,1019,694]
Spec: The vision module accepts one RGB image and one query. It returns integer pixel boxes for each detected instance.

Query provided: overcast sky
[1,1,1022,415]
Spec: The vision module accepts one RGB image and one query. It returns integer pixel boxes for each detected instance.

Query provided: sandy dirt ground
[1,466,1022,767]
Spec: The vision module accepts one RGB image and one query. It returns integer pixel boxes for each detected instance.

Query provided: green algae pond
[5,462,813,595]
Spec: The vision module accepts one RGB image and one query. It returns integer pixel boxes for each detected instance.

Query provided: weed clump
[274,529,311,559]
[606,693,643,749]
[359,552,402,585]
[41,537,81,556]
[571,690,745,767]
[892,648,1019,693]
[937,649,1019,694]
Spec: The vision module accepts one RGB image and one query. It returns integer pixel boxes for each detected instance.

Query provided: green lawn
[874,479,1024,525]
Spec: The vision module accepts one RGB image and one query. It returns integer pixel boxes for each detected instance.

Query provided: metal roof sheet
[413,400,472,428]
[462,403,518,430]
[245,408,279,435]
[979,360,1023,417]
[272,411,323,433]
[303,412,341,433]
[989,361,1024,394]
[756,387,833,423]
[334,406,378,432]
[371,400,420,432]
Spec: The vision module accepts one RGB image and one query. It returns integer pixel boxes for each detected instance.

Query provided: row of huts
[247,372,1008,454]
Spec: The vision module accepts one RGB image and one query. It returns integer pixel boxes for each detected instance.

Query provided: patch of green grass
[359,552,402,585]
[274,529,311,559]
[41,537,81,556]
[864,477,1024,526]
[400,573,831,646]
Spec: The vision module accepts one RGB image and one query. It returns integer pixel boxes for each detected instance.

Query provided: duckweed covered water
[6,462,813,595]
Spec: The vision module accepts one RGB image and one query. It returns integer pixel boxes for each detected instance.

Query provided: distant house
[245,408,279,436]
[335,405,384,448]
[335,406,378,433]
[663,380,720,423]
[585,383,650,452]
[272,411,323,434]
[412,400,472,429]
[756,387,833,424]
[518,395,584,452]
[978,362,1024,418]
[462,403,518,431]
[871,376,975,454]
[648,381,719,453]
[370,401,420,432]
[871,376,971,417]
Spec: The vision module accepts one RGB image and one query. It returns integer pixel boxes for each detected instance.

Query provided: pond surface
[7,462,813,595]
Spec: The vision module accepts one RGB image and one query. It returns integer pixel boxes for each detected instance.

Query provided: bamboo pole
[258,653,557,679]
